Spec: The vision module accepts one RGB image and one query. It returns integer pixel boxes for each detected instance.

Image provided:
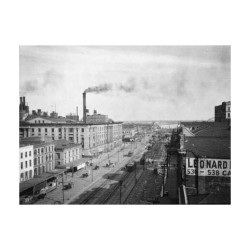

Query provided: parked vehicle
[93,165,100,170]
[63,182,73,190]
[82,172,89,178]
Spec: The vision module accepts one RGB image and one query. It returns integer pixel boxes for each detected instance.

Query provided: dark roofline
[20,121,123,127]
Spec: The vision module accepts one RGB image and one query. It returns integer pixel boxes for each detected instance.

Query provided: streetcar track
[78,146,146,204]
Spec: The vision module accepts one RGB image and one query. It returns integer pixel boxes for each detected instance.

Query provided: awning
[20,169,65,193]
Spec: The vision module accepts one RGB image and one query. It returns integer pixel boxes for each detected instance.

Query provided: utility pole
[62,173,64,204]
[92,165,93,182]
[135,163,137,183]
[195,157,199,195]
[119,180,123,204]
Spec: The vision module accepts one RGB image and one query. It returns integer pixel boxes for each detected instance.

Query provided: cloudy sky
[19,46,230,121]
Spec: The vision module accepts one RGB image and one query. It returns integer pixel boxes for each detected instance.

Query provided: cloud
[20,69,62,95]
[118,78,136,93]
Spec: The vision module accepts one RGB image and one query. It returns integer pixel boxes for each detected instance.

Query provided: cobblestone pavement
[34,139,147,204]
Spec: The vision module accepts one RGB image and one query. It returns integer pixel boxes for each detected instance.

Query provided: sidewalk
[159,153,179,204]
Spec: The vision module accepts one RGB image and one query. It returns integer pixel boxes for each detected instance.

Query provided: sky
[19,46,230,121]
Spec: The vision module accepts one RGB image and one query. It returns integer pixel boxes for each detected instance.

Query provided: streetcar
[125,161,136,172]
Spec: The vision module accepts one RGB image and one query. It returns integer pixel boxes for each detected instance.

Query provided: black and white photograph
[2,1,250,250]
[19,45,231,205]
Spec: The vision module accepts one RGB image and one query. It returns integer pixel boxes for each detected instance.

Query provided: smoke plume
[85,83,113,93]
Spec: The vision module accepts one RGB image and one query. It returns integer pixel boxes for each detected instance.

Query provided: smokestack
[76,106,79,121]
[83,92,86,123]
[23,97,26,106]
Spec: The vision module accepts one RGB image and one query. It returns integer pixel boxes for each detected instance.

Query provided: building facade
[215,101,231,122]
[20,137,55,176]
[19,121,123,157]
[86,110,109,124]
[54,140,82,169]
[19,145,34,183]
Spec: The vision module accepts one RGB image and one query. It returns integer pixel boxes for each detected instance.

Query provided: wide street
[35,137,148,204]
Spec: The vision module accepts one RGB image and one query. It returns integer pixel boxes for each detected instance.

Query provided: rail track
[78,147,145,204]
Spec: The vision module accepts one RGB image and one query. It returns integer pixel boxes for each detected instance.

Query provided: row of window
[31,127,85,133]
[34,154,53,165]
[20,160,32,169]
[34,146,54,155]
[20,170,33,182]
[20,151,32,159]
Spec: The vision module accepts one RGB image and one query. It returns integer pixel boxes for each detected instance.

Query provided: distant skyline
[19,46,230,121]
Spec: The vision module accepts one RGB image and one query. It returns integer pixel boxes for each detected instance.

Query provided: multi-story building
[66,113,79,122]
[122,124,137,140]
[19,144,34,182]
[54,140,83,170]
[215,101,231,122]
[19,121,123,157]
[86,110,110,124]
[20,137,55,176]
[178,122,231,204]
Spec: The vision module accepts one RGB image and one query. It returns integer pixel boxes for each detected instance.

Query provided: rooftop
[184,136,231,159]
[19,169,65,193]
[54,139,82,150]
[20,137,54,147]
[20,121,122,127]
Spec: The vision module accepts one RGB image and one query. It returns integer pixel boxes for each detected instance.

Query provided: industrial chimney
[83,92,86,123]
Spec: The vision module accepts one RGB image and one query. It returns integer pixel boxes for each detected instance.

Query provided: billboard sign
[186,158,231,177]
